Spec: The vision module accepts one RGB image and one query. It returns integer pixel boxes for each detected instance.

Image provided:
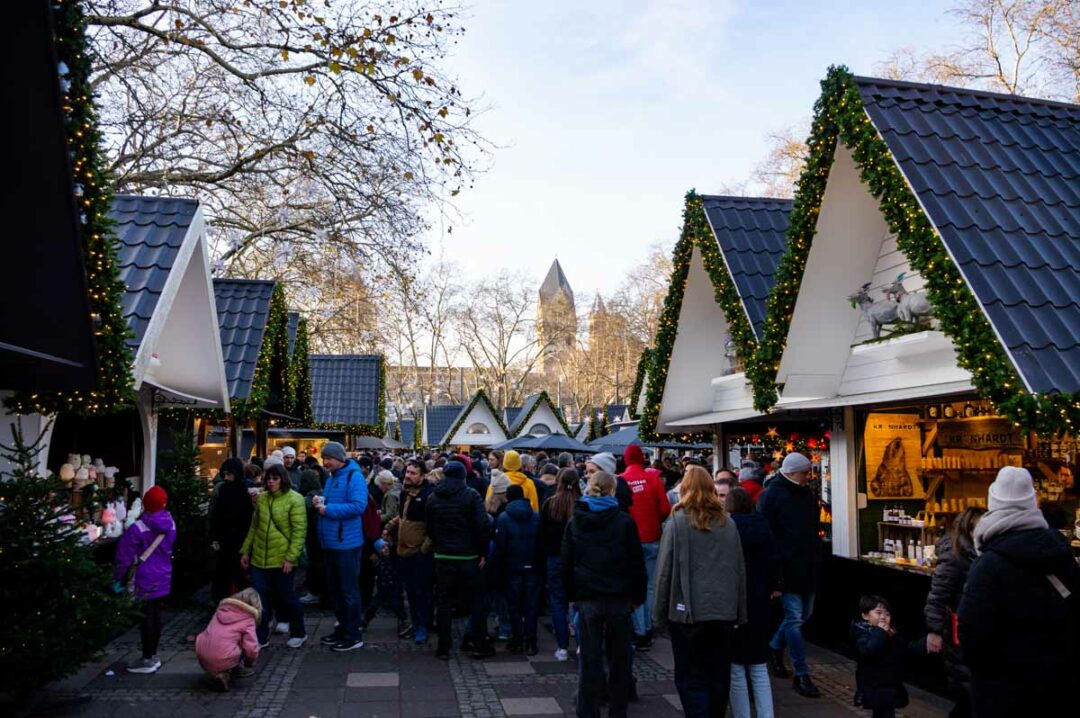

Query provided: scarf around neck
[973,506,1048,553]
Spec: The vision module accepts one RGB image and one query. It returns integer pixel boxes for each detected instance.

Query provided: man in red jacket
[620,444,671,649]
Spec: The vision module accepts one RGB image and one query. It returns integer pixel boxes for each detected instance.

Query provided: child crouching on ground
[850,595,928,718]
[361,538,409,636]
[196,588,262,691]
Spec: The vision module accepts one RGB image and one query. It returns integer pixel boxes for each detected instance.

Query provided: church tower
[537,259,577,378]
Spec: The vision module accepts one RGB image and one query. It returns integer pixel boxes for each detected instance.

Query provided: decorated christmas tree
[0,421,134,697]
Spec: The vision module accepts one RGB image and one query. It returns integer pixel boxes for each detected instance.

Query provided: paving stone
[483,662,535,676]
[528,662,575,675]
[278,702,342,718]
[345,687,401,702]
[499,697,562,716]
[399,700,461,718]
[344,701,402,718]
[347,672,400,688]
[663,694,683,711]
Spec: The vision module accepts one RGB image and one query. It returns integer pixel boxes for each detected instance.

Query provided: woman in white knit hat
[957,466,1080,718]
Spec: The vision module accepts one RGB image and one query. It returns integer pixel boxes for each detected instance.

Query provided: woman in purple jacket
[114,485,177,674]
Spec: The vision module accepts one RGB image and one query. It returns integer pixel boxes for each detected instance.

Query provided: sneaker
[258,639,271,649]
[299,593,320,605]
[275,622,290,635]
[768,647,792,678]
[414,626,428,644]
[127,657,162,674]
[793,675,821,699]
[320,633,343,646]
[525,644,538,657]
[496,631,511,641]
[554,648,569,662]
[232,665,256,678]
[212,671,230,691]
[286,635,308,649]
[331,639,365,652]
[400,624,417,639]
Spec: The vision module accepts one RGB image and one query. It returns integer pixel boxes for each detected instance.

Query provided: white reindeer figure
[848,283,899,340]
[886,273,934,324]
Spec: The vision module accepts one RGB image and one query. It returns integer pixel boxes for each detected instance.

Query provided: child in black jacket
[361,538,409,635]
[850,595,927,718]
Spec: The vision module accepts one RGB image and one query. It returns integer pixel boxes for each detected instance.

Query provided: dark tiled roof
[701,196,792,340]
[287,312,299,356]
[213,279,276,400]
[388,419,416,447]
[856,77,1080,394]
[510,394,543,435]
[503,406,522,428]
[539,259,574,304]
[426,405,463,446]
[309,355,383,426]
[606,404,627,423]
[109,195,199,350]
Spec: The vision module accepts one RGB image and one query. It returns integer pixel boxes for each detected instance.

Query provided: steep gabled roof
[425,405,462,446]
[309,355,383,427]
[605,404,627,424]
[387,418,416,447]
[701,196,793,339]
[855,77,1080,394]
[110,195,199,350]
[213,278,276,400]
[438,389,510,446]
[510,391,571,436]
[502,406,522,428]
[540,259,574,304]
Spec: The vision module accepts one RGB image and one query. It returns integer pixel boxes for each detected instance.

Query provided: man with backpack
[317,442,368,652]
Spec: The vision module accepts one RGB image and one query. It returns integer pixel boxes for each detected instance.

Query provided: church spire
[539,259,574,305]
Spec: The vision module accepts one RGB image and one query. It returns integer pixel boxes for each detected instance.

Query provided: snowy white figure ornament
[848,283,899,340]
[886,273,933,325]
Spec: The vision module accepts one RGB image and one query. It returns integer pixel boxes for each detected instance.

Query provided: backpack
[361,489,382,541]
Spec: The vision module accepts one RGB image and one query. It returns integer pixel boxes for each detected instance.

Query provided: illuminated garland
[726,430,831,460]
[639,192,758,443]
[230,283,288,421]
[438,388,510,448]
[312,354,387,438]
[627,349,653,420]
[7,0,135,416]
[289,318,313,424]
[510,391,573,437]
[748,66,1079,436]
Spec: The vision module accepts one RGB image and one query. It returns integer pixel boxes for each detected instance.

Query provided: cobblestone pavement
[34,596,951,718]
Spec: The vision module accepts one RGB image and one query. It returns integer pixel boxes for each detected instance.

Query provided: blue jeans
[730,663,774,718]
[399,553,434,630]
[546,556,570,650]
[324,547,363,642]
[632,541,659,636]
[769,592,815,677]
[506,572,540,646]
[250,566,305,643]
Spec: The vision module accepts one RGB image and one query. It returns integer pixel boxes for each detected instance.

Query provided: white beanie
[489,470,511,494]
[588,452,617,475]
[781,452,812,476]
[987,466,1037,512]
[281,446,296,457]
[264,456,284,469]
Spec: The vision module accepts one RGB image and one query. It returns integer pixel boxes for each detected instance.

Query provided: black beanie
[506,484,525,502]
[220,457,245,481]
[443,460,466,482]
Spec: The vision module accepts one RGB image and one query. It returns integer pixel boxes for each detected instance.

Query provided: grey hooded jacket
[653,509,747,628]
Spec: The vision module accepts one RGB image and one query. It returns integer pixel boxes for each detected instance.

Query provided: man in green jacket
[241,464,308,648]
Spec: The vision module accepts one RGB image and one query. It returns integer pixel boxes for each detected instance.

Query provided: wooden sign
[864,413,925,499]
[936,418,1024,450]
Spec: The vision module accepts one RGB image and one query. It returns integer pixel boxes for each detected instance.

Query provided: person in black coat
[425,460,492,659]
[851,595,927,718]
[210,458,253,601]
[756,452,821,698]
[923,507,984,718]
[561,471,646,718]
[958,468,1080,718]
[492,485,541,654]
[726,487,780,718]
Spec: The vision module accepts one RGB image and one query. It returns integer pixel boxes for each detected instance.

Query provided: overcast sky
[429,0,964,301]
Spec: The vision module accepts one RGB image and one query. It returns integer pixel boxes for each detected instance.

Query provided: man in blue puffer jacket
[317,441,368,652]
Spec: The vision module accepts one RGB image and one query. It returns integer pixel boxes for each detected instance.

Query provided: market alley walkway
[37,596,951,718]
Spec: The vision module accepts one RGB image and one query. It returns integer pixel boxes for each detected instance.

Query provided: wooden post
[136,386,159,490]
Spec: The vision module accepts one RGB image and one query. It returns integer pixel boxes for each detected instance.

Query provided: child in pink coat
[195,588,262,691]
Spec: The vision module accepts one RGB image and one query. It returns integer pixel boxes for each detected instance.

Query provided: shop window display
[856,398,1079,573]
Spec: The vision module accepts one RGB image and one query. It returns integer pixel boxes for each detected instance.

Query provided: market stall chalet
[46,196,230,495]
[385,417,417,450]
[508,391,573,438]
[748,70,1079,665]
[422,404,463,448]
[436,389,510,450]
[299,354,385,454]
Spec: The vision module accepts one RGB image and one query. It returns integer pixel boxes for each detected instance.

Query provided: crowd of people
[110,441,1079,718]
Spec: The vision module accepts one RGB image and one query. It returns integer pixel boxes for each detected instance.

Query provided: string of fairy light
[639,192,760,444]
[438,388,509,448]
[748,65,1078,436]
[290,317,314,424]
[6,0,135,416]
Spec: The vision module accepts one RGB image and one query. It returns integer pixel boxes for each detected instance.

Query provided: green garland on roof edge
[639,192,758,443]
[314,355,386,439]
[439,388,510,448]
[627,348,654,420]
[230,284,288,422]
[289,318,314,425]
[7,0,134,416]
[512,390,573,438]
[748,65,1078,436]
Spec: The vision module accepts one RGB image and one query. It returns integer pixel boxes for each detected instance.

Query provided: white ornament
[125,498,143,529]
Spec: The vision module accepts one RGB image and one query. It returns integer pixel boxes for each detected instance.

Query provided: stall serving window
[855,398,1079,574]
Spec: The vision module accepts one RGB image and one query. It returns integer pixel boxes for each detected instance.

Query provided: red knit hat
[624,444,645,467]
[143,485,168,513]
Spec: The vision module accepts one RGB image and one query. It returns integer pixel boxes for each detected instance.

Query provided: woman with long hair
[539,468,582,661]
[923,506,985,717]
[240,464,308,648]
[654,465,747,718]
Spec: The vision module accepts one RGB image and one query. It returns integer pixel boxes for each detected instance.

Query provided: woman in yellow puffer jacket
[240,464,308,647]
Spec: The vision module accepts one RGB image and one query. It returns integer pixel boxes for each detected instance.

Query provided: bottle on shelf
[894,539,903,560]
[907,539,916,562]
[915,541,924,566]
